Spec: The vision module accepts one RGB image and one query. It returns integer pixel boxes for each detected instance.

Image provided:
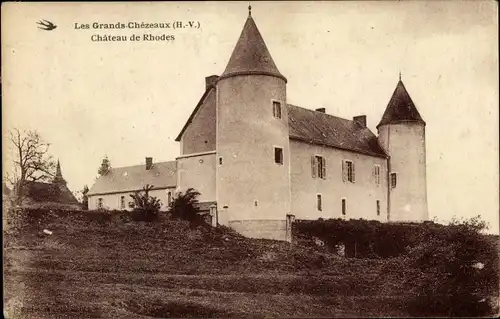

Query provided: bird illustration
[37,19,57,31]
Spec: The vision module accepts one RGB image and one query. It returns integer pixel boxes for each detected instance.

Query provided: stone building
[88,8,428,240]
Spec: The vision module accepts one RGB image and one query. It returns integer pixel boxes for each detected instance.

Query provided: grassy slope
[4,213,414,318]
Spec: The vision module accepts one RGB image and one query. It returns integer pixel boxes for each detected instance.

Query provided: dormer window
[272,101,282,119]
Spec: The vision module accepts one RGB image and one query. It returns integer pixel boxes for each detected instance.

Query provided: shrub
[168,188,202,224]
[129,184,162,222]
[406,216,499,317]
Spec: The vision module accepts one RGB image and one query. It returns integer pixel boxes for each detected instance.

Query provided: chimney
[353,115,367,128]
[145,157,153,170]
[205,75,219,90]
[315,108,326,113]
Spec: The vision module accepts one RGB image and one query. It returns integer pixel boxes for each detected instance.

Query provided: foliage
[81,185,89,210]
[97,156,111,176]
[293,218,439,258]
[406,215,499,317]
[5,128,57,205]
[294,216,499,317]
[168,188,202,223]
[129,184,162,222]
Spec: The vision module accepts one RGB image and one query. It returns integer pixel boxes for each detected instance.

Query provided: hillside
[4,210,420,318]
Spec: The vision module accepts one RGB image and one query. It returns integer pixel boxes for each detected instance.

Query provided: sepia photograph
[2,1,499,318]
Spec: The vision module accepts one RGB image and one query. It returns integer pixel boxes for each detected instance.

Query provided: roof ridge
[108,160,176,171]
[287,104,357,125]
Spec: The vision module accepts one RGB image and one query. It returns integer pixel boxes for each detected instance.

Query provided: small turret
[377,75,428,222]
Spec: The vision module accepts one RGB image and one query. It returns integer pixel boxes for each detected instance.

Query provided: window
[167,191,172,206]
[98,198,103,209]
[342,160,355,183]
[376,200,380,216]
[219,157,223,165]
[274,147,283,164]
[373,165,381,186]
[317,194,322,211]
[272,101,282,119]
[342,198,347,215]
[390,172,397,188]
[120,196,125,209]
[311,155,326,179]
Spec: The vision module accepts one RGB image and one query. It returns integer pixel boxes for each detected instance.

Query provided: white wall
[216,75,291,226]
[88,187,176,211]
[176,152,216,202]
[378,123,428,221]
[290,140,388,221]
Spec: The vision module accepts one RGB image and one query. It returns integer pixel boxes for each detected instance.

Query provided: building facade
[88,9,428,240]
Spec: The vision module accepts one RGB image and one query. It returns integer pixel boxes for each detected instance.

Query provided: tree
[81,185,89,210]
[169,188,202,223]
[129,184,162,221]
[98,156,111,176]
[6,128,56,205]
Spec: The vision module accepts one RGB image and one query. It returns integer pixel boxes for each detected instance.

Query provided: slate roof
[377,80,425,128]
[87,161,177,196]
[220,14,286,82]
[288,104,388,158]
[21,181,79,205]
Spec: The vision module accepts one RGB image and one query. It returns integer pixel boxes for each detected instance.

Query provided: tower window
[317,194,322,211]
[273,101,282,119]
[342,160,355,183]
[274,147,283,165]
[120,196,125,209]
[342,198,347,215]
[390,172,397,188]
[373,165,381,186]
[376,200,380,216]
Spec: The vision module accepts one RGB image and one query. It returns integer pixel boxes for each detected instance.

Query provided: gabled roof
[88,161,177,196]
[288,104,388,158]
[377,79,425,128]
[21,181,79,205]
[175,85,214,142]
[219,14,286,82]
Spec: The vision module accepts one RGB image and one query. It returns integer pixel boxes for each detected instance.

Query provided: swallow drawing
[37,19,57,31]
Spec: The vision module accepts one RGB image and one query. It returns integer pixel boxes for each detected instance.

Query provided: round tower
[377,76,428,222]
[215,8,291,240]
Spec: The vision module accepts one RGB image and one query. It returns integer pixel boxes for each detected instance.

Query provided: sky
[2,1,498,233]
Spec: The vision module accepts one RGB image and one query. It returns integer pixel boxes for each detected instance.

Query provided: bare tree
[6,128,56,204]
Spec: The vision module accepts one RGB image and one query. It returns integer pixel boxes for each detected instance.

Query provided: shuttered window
[317,194,322,211]
[376,200,380,216]
[311,155,326,179]
[342,160,355,183]
[120,196,125,209]
[342,198,347,215]
[98,198,103,209]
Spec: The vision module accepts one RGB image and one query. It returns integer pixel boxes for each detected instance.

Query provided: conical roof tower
[219,6,286,82]
[377,76,425,128]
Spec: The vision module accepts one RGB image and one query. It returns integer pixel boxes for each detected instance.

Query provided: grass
[4,210,416,318]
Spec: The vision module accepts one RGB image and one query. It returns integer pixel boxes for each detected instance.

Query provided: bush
[129,184,162,222]
[168,188,203,224]
[406,216,499,317]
